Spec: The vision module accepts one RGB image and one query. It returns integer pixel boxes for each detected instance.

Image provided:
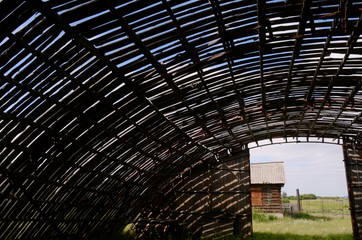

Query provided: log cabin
[250,162,286,214]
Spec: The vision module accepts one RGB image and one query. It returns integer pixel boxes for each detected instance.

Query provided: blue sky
[250,143,348,197]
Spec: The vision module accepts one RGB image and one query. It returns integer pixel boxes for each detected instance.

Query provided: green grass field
[251,209,353,240]
[253,216,352,236]
[288,198,350,215]
[92,208,353,239]
[251,232,353,240]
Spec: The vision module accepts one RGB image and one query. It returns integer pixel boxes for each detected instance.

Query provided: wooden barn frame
[0,0,362,239]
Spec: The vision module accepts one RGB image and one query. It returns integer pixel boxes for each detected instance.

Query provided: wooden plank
[251,186,262,206]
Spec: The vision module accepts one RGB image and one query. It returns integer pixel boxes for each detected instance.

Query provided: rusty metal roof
[251,162,286,184]
[1,0,362,238]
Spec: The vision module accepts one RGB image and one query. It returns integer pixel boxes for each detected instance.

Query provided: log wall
[251,184,283,213]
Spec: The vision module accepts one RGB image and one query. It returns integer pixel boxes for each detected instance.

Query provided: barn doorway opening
[250,142,352,236]
[251,142,346,198]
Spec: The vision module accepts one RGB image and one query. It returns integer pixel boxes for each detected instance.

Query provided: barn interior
[1,0,362,239]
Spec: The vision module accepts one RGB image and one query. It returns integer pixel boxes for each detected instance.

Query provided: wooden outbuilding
[250,162,286,214]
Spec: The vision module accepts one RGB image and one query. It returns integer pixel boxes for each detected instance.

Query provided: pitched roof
[250,162,286,185]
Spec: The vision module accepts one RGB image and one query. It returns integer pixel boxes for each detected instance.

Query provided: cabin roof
[251,162,286,185]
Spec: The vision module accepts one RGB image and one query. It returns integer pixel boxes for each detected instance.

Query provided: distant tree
[282,192,288,199]
[301,194,317,200]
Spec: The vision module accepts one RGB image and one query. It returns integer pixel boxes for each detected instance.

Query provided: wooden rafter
[309,13,362,137]
[257,0,272,142]
[105,0,226,153]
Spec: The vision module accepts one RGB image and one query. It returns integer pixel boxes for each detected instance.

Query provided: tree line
[282,192,317,200]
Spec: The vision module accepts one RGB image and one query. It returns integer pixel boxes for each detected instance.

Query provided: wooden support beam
[294,28,334,138]
[257,0,272,143]
[0,217,128,222]
[308,76,334,136]
[25,0,215,161]
[5,31,198,175]
[0,91,152,174]
[2,168,65,238]
[208,0,233,53]
[285,0,311,140]
[295,1,347,139]
[215,101,244,149]
[309,13,362,138]
[336,13,362,78]
[163,0,242,150]
[334,111,362,140]
[235,92,259,147]
[342,139,362,239]
[175,190,250,194]
[320,79,362,137]
[0,136,130,185]
[0,58,201,182]
[105,0,226,153]
[284,0,312,103]
[207,0,258,147]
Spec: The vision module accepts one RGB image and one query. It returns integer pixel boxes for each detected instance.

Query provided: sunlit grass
[251,232,353,240]
[289,199,350,215]
[252,210,278,222]
[253,214,352,236]
[202,232,353,240]
[284,212,332,221]
[92,212,353,239]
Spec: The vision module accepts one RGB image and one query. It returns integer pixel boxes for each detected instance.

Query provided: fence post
[296,189,301,213]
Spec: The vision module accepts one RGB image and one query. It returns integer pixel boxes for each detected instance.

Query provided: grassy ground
[253,216,352,235]
[92,211,353,239]
[289,198,350,215]
[251,232,353,240]
[252,210,353,240]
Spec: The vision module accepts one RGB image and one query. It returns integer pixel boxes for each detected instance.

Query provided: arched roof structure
[1,0,362,238]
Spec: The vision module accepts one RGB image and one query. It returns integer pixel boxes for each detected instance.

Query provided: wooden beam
[284,0,312,103]
[207,0,258,147]
[25,0,215,161]
[286,0,312,140]
[105,0,225,153]
[2,168,65,238]
[308,76,334,136]
[257,0,272,143]
[334,111,362,140]
[295,1,345,139]
[320,79,362,137]
[163,0,243,150]
[309,13,362,138]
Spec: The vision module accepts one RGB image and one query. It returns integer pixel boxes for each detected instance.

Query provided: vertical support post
[296,189,301,213]
[246,148,253,237]
[343,138,362,240]
[232,147,252,238]
[207,164,212,212]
